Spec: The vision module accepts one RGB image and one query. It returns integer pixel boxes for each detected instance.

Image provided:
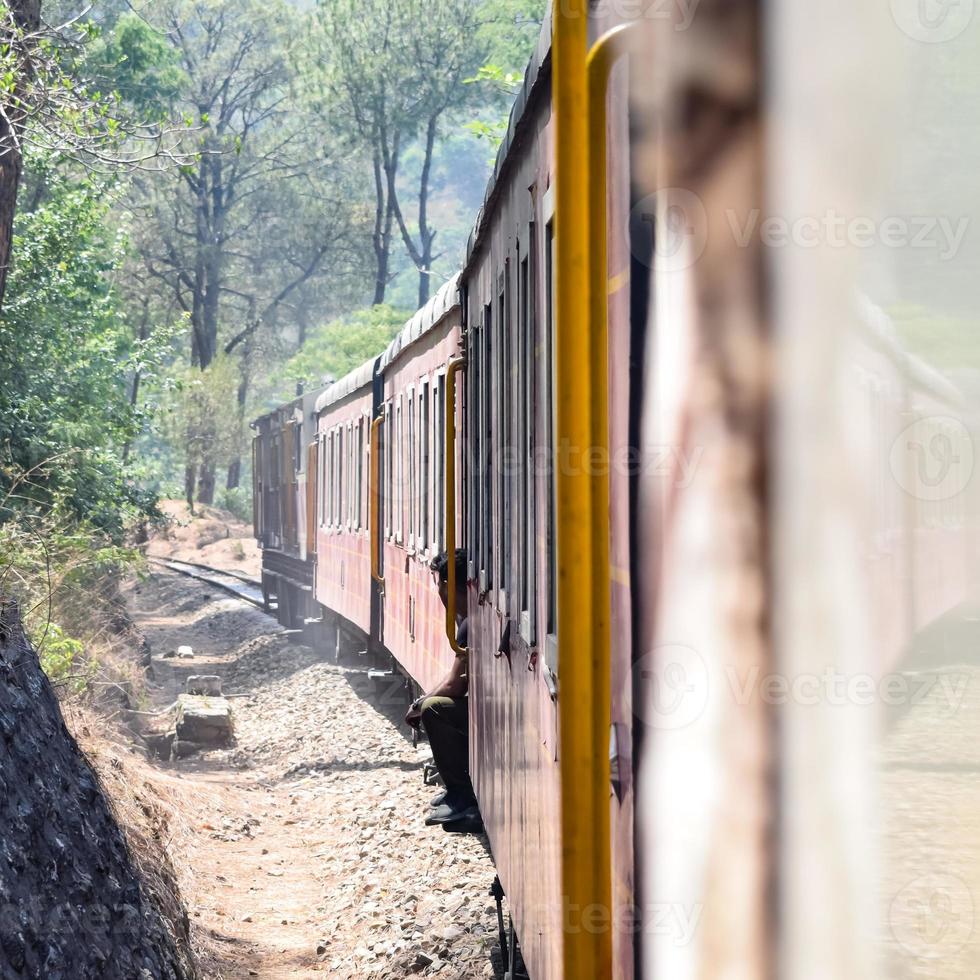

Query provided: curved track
[148,556,266,609]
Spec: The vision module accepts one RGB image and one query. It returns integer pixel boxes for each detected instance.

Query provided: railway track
[148,556,266,609]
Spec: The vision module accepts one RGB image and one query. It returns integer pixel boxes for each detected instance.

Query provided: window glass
[385,404,392,539]
[483,302,493,588]
[435,375,445,553]
[521,246,536,639]
[396,397,404,543]
[545,221,557,636]
[498,268,512,601]
[421,382,430,553]
[408,391,416,546]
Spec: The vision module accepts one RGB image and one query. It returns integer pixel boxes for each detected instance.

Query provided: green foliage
[478,0,547,72]
[158,356,243,482]
[271,305,410,400]
[463,0,546,152]
[0,152,176,538]
[217,487,253,524]
[86,13,187,119]
[34,623,87,689]
[0,497,139,690]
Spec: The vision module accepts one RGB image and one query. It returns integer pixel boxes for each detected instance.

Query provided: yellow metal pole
[554,3,612,977]
[444,358,467,655]
[370,416,385,588]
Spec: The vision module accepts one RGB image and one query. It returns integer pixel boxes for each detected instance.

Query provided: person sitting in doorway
[404,549,478,826]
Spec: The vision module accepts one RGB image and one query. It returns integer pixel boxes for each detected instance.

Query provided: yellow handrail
[444,358,467,655]
[554,2,612,978]
[370,415,384,587]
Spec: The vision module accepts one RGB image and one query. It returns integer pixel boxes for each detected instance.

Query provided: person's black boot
[424,790,478,825]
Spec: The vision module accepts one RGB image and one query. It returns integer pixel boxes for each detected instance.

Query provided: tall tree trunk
[389,113,439,309]
[184,461,197,515]
[187,151,224,504]
[197,460,216,506]
[371,152,386,304]
[226,338,252,491]
[415,114,439,307]
[0,0,42,312]
[122,297,151,465]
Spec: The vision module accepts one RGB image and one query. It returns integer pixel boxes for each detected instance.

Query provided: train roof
[377,273,461,372]
[314,273,462,415]
[463,9,552,273]
[251,382,331,430]
[314,357,377,415]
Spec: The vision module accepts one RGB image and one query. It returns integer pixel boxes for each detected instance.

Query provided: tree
[0,0,43,308]
[134,0,369,503]
[270,304,410,401]
[387,0,489,307]
[0,151,175,535]
[312,0,489,307]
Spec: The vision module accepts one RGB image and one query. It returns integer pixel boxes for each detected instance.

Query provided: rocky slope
[0,599,194,979]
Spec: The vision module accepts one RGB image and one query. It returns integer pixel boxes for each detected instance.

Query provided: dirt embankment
[0,600,195,980]
[147,501,261,579]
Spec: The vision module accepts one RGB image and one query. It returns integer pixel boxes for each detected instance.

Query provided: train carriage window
[349,419,356,531]
[328,428,334,528]
[324,431,330,529]
[396,396,404,545]
[356,416,364,531]
[545,220,557,642]
[468,319,480,576]
[497,264,513,608]
[316,432,327,527]
[326,431,334,529]
[434,374,445,554]
[385,403,393,540]
[483,302,493,591]
[408,388,416,548]
[421,381,430,554]
[336,426,344,529]
[520,243,537,643]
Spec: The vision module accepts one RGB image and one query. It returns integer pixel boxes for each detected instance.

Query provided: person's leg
[419,696,474,802]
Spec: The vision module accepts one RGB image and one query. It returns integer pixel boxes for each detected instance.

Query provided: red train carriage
[313,360,376,643]
[376,275,464,693]
[252,385,328,629]
[457,21,566,979]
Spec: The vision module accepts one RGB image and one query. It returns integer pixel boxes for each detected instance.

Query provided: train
[252,3,980,978]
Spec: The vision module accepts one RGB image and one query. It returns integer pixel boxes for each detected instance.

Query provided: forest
[0,0,544,677]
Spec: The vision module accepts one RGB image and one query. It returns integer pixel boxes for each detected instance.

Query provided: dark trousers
[420,696,473,799]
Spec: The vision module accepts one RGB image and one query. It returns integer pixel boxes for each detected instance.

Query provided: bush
[217,486,253,524]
